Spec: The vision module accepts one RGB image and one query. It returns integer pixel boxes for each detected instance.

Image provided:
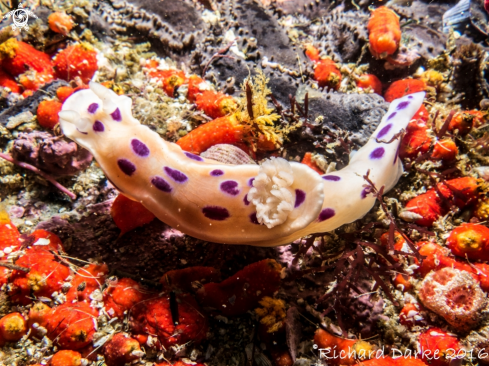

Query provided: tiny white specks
[34,238,50,246]
[3,247,12,254]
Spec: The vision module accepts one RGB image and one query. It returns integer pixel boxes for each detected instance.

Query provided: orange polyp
[367,7,401,59]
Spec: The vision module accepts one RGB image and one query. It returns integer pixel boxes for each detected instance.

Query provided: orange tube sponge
[53,43,98,84]
[384,79,426,102]
[49,350,83,366]
[196,259,282,316]
[37,100,63,129]
[48,12,74,35]
[431,138,458,161]
[399,120,432,160]
[0,68,20,93]
[46,302,99,349]
[110,193,156,236]
[28,302,52,336]
[356,74,382,95]
[148,69,186,97]
[301,152,324,175]
[66,263,108,302]
[314,59,342,90]
[418,328,462,366]
[314,329,375,365]
[0,312,27,345]
[195,90,238,119]
[367,7,401,59]
[103,333,143,366]
[176,115,245,154]
[0,211,21,251]
[446,223,489,261]
[104,277,152,318]
[0,38,53,77]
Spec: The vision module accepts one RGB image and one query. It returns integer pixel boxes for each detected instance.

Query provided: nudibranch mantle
[59,83,424,247]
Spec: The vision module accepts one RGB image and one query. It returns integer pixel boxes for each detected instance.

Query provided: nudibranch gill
[59,83,424,247]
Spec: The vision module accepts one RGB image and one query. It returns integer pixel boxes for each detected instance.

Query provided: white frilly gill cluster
[248,157,295,229]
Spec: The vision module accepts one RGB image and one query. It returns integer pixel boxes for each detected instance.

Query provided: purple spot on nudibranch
[131,139,150,157]
[243,194,250,205]
[111,108,122,122]
[164,167,188,183]
[210,169,224,177]
[397,101,410,110]
[361,187,372,199]
[294,189,306,208]
[151,176,172,193]
[248,178,255,187]
[117,159,136,176]
[387,112,397,120]
[370,147,385,159]
[184,152,204,162]
[87,103,99,114]
[377,124,392,139]
[221,180,240,196]
[203,206,230,221]
[76,128,88,135]
[318,208,335,222]
[250,212,260,225]
[408,95,413,99]
[93,120,104,132]
[323,175,341,182]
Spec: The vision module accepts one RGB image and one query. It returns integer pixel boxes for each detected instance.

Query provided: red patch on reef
[111,193,156,236]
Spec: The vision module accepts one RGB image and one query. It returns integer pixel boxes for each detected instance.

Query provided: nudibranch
[59,83,424,247]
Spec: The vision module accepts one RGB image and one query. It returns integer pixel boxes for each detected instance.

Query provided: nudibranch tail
[59,82,325,246]
[60,83,424,247]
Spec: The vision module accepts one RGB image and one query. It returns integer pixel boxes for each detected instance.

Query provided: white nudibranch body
[59,82,424,247]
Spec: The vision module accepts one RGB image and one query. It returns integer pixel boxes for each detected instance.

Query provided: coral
[449,110,487,135]
[418,328,462,366]
[129,293,208,349]
[160,266,220,293]
[356,74,382,95]
[37,100,63,129]
[49,350,83,366]
[315,7,369,63]
[384,79,427,103]
[46,302,99,349]
[0,38,53,77]
[195,90,238,119]
[367,7,401,59]
[53,43,98,84]
[28,302,52,336]
[314,59,342,91]
[11,131,93,177]
[66,263,108,302]
[431,138,458,161]
[0,211,20,251]
[300,152,324,175]
[446,223,489,261]
[48,12,74,35]
[176,115,245,154]
[196,259,282,316]
[103,333,143,366]
[110,193,156,236]
[0,312,27,345]
[103,277,152,318]
[56,86,75,103]
[418,267,487,331]
[148,68,186,98]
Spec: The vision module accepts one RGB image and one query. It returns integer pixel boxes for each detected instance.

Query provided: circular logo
[4,4,38,32]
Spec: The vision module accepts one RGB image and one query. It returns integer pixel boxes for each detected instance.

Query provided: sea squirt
[59,83,424,247]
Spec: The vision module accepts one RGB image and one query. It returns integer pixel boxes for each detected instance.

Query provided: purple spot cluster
[243,194,250,205]
[117,159,136,176]
[184,152,204,162]
[370,147,385,159]
[203,206,230,221]
[221,180,240,196]
[323,175,341,182]
[248,178,255,187]
[318,208,335,222]
[408,95,413,99]
[387,112,397,121]
[164,167,188,183]
[131,139,150,157]
[111,108,122,122]
[250,212,260,225]
[377,124,392,139]
[151,176,172,193]
[397,101,410,110]
[93,121,104,132]
[294,189,306,208]
[87,103,99,114]
[210,169,224,177]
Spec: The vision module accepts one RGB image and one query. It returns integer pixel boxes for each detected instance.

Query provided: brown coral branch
[0,152,76,200]
[0,261,29,272]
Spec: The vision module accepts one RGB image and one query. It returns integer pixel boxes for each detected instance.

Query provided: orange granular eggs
[48,12,74,35]
[367,7,401,59]
[37,100,63,129]
[53,43,98,84]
